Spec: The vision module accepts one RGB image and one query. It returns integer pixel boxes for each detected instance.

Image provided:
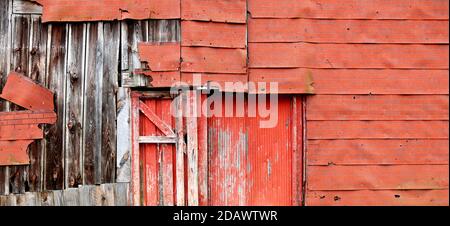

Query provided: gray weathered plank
[65,23,86,188]
[63,188,80,206]
[83,22,103,185]
[13,0,42,14]
[0,4,10,198]
[117,88,131,183]
[101,22,119,184]
[44,24,67,190]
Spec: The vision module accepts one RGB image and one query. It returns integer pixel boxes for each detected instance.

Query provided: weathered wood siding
[0,0,180,195]
[0,183,130,206]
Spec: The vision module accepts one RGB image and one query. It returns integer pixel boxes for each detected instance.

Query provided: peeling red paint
[137,43,181,72]
[35,0,181,22]
[0,72,57,166]
[0,72,54,111]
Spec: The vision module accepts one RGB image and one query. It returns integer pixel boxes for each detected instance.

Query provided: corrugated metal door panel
[246,96,293,206]
[208,95,301,206]
[208,97,247,206]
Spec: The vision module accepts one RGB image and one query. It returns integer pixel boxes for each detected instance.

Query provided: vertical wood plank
[9,14,31,194]
[117,88,132,183]
[45,24,67,190]
[114,183,129,206]
[186,90,199,206]
[27,15,47,193]
[101,22,119,183]
[63,188,80,206]
[159,99,175,206]
[131,92,141,205]
[142,99,159,206]
[198,93,208,206]
[175,92,185,206]
[83,22,103,185]
[65,23,85,188]
[0,0,12,196]
[121,20,148,87]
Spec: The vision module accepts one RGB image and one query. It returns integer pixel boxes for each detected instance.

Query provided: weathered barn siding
[0,183,130,206]
[0,0,180,195]
[248,0,449,206]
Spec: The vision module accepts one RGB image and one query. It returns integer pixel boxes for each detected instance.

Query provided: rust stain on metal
[34,0,181,22]
[182,0,247,23]
[0,72,54,111]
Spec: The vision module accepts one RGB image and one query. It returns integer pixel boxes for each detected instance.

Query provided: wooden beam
[139,100,176,137]
[138,136,176,144]
[175,92,185,206]
[186,90,199,206]
[130,93,141,206]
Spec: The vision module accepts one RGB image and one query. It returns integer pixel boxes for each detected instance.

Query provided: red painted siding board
[182,21,247,48]
[249,18,449,44]
[249,43,449,69]
[181,47,247,74]
[0,72,54,111]
[307,121,449,139]
[307,165,449,191]
[249,68,314,94]
[36,0,181,22]
[0,140,34,166]
[181,73,248,92]
[307,190,449,206]
[135,71,180,88]
[309,69,449,95]
[137,43,181,72]
[181,0,246,23]
[0,124,43,141]
[307,139,449,166]
[248,0,450,19]
[307,95,449,121]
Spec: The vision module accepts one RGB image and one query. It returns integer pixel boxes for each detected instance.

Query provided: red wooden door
[208,95,303,206]
[131,92,177,206]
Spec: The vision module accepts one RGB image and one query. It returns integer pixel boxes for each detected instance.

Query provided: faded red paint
[249,18,449,44]
[0,72,57,166]
[137,43,181,72]
[248,0,449,19]
[249,43,449,69]
[0,72,54,111]
[181,47,247,74]
[182,21,247,48]
[208,95,302,206]
[181,0,247,23]
[35,0,181,22]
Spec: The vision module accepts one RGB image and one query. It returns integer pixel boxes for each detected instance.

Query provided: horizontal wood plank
[307,95,449,121]
[138,136,177,144]
[307,121,449,139]
[307,139,449,165]
[181,47,247,74]
[307,165,449,190]
[248,0,449,19]
[182,21,246,48]
[181,0,246,23]
[249,43,449,69]
[249,18,449,44]
[306,190,449,206]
